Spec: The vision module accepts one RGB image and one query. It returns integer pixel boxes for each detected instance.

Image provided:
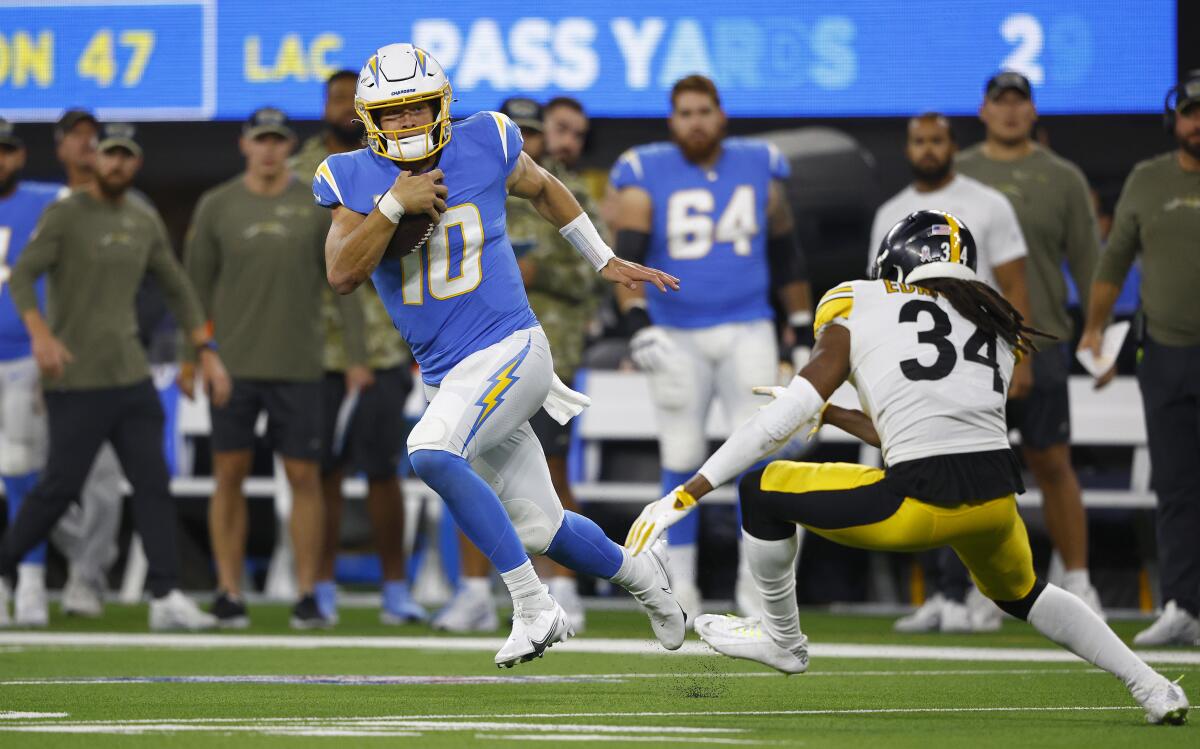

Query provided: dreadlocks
[915,278,1053,357]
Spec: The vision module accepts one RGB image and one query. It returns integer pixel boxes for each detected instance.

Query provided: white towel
[541,373,591,425]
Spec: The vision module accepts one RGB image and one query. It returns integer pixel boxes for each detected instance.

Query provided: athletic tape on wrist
[560,212,616,271]
[376,191,405,224]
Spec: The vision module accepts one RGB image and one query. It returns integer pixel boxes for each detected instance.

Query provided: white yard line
[1,631,1198,665]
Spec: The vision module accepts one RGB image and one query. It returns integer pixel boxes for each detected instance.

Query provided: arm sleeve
[767,230,808,288]
[146,215,205,334]
[1094,169,1141,287]
[609,149,646,191]
[10,204,63,314]
[987,191,1029,268]
[313,157,346,208]
[813,283,856,338]
[1062,166,1101,311]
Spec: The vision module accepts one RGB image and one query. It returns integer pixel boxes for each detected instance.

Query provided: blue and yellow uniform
[313,112,538,386]
[0,182,58,361]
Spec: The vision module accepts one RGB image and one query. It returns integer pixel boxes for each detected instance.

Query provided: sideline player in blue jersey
[608,75,814,620]
[314,43,685,667]
[0,120,60,628]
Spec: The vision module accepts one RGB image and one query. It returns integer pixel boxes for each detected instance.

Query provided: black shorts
[210,379,324,460]
[1006,342,1071,449]
[320,366,413,479]
[529,406,571,458]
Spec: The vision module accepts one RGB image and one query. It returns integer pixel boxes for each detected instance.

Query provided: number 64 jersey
[312,111,538,386]
[815,279,1016,467]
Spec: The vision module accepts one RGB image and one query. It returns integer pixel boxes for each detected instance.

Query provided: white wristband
[559,212,616,272]
[376,191,405,224]
[788,310,814,328]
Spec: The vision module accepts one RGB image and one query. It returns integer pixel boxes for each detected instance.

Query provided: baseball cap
[97,123,142,157]
[499,97,543,132]
[1175,70,1200,112]
[243,107,295,139]
[985,71,1033,101]
[0,119,23,149]
[55,109,99,140]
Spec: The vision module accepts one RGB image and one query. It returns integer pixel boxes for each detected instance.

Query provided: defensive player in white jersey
[869,112,1034,633]
[317,43,685,667]
[624,211,1188,725]
[609,75,813,619]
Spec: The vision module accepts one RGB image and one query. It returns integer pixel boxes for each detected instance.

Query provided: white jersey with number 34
[815,279,1015,467]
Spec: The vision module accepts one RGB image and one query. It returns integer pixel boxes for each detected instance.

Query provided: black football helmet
[870,209,979,284]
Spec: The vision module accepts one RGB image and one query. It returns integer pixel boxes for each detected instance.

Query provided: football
[383,212,437,260]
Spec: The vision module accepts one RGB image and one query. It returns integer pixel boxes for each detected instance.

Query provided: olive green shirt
[292,135,411,372]
[10,191,205,390]
[512,158,606,382]
[957,143,1100,339]
[1096,152,1200,346]
[184,175,366,381]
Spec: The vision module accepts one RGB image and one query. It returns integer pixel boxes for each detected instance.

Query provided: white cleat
[494,597,573,669]
[547,577,586,634]
[61,575,104,618]
[939,599,973,633]
[432,585,500,633]
[1132,676,1189,725]
[628,542,687,650]
[149,590,218,631]
[894,594,944,633]
[1133,601,1200,647]
[966,587,1004,632]
[14,577,48,628]
[695,614,809,675]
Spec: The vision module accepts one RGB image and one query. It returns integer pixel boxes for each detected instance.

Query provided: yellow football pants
[758,461,1037,602]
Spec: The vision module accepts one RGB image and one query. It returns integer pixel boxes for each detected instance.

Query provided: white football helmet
[355,43,452,162]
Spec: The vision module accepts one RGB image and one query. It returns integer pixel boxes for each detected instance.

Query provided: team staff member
[870,112,1032,633]
[292,70,426,627]
[183,107,366,630]
[957,71,1103,613]
[0,125,228,631]
[1080,71,1200,647]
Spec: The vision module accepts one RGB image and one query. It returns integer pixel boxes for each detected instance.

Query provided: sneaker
[1063,579,1107,621]
[695,614,809,675]
[14,567,48,627]
[548,577,586,634]
[940,599,973,633]
[313,581,339,626]
[625,542,686,651]
[210,592,250,630]
[0,579,11,628]
[149,590,217,631]
[432,585,499,633]
[894,594,944,633]
[494,596,573,669]
[966,587,1004,632]
[1131,676,1189,725]
[1133,601,1200,647]
[290,595,333,630]
[61,574,104,618]
[380,581,427,625]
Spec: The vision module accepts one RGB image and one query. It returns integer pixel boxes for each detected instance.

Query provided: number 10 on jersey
[394,203,484,305]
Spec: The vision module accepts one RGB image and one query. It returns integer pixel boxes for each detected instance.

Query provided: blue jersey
[609,139,789,329]
[313,112,539,385]
[0,182,60,360]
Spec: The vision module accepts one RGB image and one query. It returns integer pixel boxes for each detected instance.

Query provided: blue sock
[313,580,337,620]
[545,511,623,579]
[409,449,529,574]
[662,468,699,546]
[4,473,45,566]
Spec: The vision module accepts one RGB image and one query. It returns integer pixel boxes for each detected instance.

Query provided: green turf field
[0,605,1195,747]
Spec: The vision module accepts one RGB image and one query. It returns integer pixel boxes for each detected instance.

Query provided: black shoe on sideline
[290,594,332,630]
[210,592,250,630]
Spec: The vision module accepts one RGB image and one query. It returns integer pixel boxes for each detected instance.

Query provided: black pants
[0,380,178,597]
[1138,337,1200,616]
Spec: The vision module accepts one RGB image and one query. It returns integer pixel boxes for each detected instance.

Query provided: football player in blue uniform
[0,120,61,627]
[608,75,813,619]
[315,43,685,667]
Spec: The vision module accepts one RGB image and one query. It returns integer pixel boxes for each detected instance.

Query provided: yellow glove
[624,485,698,555]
